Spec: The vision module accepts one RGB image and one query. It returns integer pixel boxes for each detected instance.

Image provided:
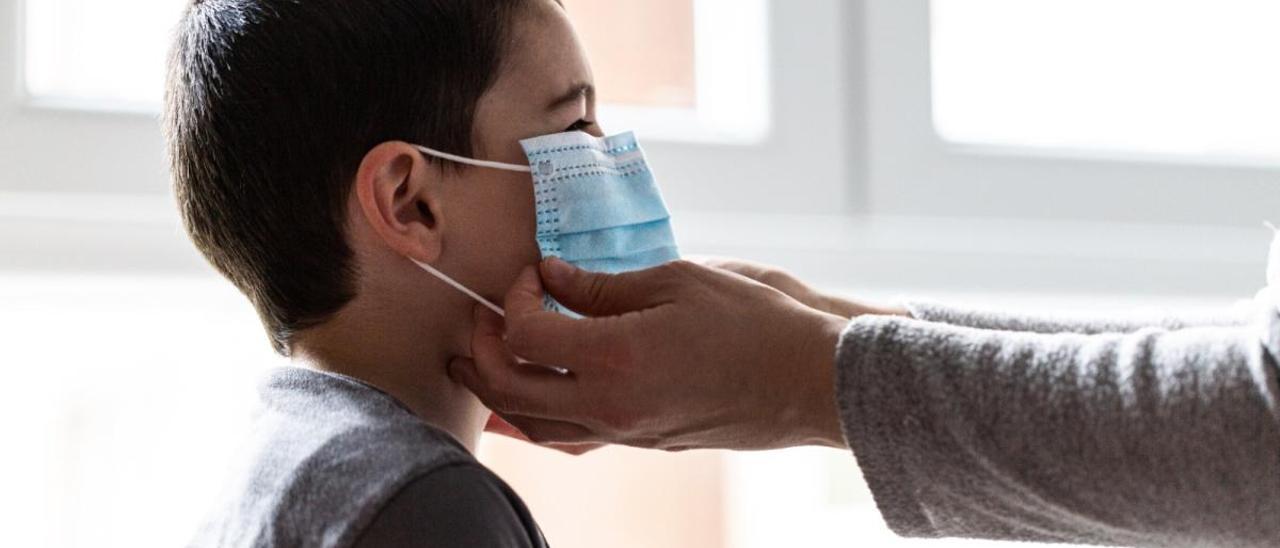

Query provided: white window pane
[21,0,767,143]
[24,0,184,107]
[23,0,700,110]
[932,0,1280,163]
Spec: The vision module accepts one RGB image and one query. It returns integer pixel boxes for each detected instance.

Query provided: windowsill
[0,190,1267,300]
[676,209,1268,300]
[937,139,1280,172]
[19,95,162,118]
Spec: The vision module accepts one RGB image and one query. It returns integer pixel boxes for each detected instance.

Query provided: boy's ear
[354,141,445,263]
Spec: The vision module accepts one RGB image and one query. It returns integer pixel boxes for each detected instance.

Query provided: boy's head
[166,0,598,355]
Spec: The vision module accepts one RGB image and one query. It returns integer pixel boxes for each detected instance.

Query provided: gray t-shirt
[189,367,547,548]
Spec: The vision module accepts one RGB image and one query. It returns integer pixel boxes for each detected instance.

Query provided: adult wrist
[820,293,913,320]
[796,311,852,449]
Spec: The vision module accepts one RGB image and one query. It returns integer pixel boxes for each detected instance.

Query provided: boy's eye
[566,119,594,132]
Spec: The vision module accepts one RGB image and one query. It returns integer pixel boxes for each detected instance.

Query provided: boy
[168,0,600,545]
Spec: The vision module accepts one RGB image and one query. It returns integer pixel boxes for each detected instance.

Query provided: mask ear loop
[403,144,531,317]
[413,258,571,375]
[410,259,506,318]
[413,145,532,173]
[409,144,571,375]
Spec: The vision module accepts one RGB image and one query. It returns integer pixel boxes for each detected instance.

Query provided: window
[4,2,1274,546]
[571,0,698,109]
[863,0,1280,226]
[23,0,184,109]
[568,0,770,143]
[932,0,1280,164]
[21,0,769,142]
[8,0,817,215]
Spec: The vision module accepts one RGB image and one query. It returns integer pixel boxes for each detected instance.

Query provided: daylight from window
[932,0,1280,163]
[23,0,699,110]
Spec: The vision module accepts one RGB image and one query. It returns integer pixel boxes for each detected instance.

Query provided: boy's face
[429,0,602,308]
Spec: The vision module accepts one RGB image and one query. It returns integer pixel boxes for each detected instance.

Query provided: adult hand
[449,258,851,452]
[690,256,912,320]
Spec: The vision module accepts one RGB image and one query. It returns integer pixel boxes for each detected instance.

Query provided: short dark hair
[165,0,531,354]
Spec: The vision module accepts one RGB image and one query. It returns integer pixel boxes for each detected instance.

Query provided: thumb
[538,257,679,316]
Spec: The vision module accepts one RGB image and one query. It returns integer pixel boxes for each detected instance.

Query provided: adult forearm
[835,316,1280,547]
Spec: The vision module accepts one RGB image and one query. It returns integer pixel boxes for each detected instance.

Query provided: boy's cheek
[449,173,543,293]
[478,206,543,291]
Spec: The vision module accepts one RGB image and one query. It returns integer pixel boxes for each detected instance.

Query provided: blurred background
[2,0,1278,546]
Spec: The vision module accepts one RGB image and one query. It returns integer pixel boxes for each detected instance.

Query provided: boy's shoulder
[191,367,545,548]
[351,461,548,548]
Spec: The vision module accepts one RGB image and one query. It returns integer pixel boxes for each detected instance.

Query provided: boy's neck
[290,294,488,453]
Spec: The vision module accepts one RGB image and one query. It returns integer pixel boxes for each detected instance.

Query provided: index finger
[502,266,627,371]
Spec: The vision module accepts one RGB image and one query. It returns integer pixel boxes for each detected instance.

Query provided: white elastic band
[410,259,506,317]
[414,145,532,173]
[411,258,573,376]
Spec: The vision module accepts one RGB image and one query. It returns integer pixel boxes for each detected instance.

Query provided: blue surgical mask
[410,130,680,316]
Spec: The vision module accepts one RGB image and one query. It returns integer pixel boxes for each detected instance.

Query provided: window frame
[0,0,168,196]
[2,0,1272,300]
[595,0,771,145]
[1,0,858,217]
[9,0,1280,223]
[863,0,1280,227]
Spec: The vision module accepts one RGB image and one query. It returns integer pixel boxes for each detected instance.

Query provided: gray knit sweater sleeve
[835,315,1280,547]
[905,301,1255,335]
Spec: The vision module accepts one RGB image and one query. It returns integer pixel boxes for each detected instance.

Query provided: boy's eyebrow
[545,83,594,112]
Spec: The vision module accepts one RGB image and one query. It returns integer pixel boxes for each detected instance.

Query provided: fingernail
[542,257,573,283]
